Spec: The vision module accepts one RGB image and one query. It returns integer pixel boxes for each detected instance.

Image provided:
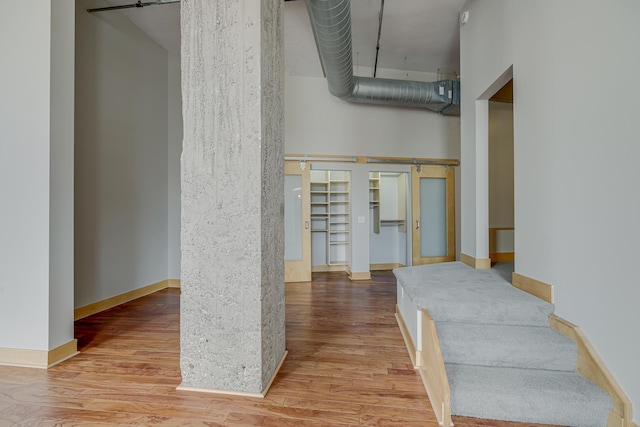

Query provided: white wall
[75,3,169,307]
[461,0,640,420]
[0,0,75,352]
[168,53,182,279]
[50,0,76,349]
[285,72,460,158]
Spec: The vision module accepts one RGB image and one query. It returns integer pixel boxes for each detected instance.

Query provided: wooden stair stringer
[549,314,634,427]
[396,306,452,427]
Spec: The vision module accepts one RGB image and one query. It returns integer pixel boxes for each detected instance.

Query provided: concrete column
[179,0,285,395]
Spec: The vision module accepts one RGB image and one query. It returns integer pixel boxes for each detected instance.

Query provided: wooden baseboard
[349,271,371,281]
[311,265,349,273]
[489,252,514,262]
[167,279,181,288]
[460,253,491,270]
[549,314,633,426]
[0,339,78,369]
[48,339,79,367]
[370,263,405,271]
[395,305,418,368]
[512,272,553,303]
[177,351,288,398]
[74,279,173,320]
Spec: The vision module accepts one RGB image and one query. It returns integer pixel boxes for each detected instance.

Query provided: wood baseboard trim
[177,351,288,398]
[489,252,514,262]
[0,339,78,369]
[549,314,633,426]
[48,339,79,367]
[370,263,405,271]
[0,347,48,368]
[512,272,554,303]
[74,279,173,320]
[311,265,349,273]
[177,385,264,398]
[460,253,491,270]
[349,271,371,281]
[167,279,181,288]
[395,305,418,368]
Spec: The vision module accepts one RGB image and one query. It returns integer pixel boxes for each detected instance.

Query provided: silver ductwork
[306,0,460,115]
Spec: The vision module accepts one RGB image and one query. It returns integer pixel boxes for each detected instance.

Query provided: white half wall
[460,1,640,420]
[75,3,169,307]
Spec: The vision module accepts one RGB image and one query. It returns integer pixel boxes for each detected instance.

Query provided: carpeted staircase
[394,262,613,427]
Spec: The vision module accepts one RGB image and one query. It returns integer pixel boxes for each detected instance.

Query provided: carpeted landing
[394,262,612,427]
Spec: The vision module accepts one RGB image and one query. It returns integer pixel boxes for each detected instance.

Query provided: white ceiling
[81,0,464,77]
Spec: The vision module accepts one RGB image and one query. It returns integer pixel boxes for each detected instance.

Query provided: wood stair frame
[396,304,635,427]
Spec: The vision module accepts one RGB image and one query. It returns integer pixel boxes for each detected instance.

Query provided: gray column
[179,0,285,395]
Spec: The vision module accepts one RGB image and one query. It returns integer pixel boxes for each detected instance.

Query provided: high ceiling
[81,0,465,78]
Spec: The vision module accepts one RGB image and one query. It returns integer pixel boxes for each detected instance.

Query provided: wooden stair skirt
[395,306,634,427]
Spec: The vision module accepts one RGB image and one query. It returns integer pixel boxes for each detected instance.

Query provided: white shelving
[369,172,381,234]
[369,172,408,269]
[311,170,350,268]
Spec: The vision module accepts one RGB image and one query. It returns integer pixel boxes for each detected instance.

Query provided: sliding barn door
[284,161,311,282]
[411,165,455,265]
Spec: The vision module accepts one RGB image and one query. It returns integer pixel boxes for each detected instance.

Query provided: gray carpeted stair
[446,364,613,427]
[437,322,578,371]
[394,262,554,326]
[394,262,613,427]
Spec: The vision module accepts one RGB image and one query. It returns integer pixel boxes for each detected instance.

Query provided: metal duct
[306,0,460,115]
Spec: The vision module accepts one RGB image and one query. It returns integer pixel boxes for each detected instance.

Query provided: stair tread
[394,262,554,326]
[446,363,612,427]
[437,322,578,371]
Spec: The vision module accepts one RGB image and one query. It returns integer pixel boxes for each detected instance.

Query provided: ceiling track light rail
[87,0,180,14]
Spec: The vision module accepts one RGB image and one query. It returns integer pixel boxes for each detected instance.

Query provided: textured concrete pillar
[179,0,285,395]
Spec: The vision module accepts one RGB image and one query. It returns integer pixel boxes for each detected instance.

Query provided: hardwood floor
[0,271,563,426]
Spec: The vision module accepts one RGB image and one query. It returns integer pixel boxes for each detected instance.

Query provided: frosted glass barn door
[411,165,455,265]
[284,161,311,282]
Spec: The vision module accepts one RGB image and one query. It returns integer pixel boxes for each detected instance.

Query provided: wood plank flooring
[0,271,564,426]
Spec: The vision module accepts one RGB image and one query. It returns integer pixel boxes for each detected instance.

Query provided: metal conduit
[307,0,460,115]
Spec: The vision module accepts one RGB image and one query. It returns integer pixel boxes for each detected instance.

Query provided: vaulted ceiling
[81,0,464,78]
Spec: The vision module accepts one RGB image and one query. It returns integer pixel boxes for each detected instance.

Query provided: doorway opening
[488,79,514,264]
[369,172,409,270]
